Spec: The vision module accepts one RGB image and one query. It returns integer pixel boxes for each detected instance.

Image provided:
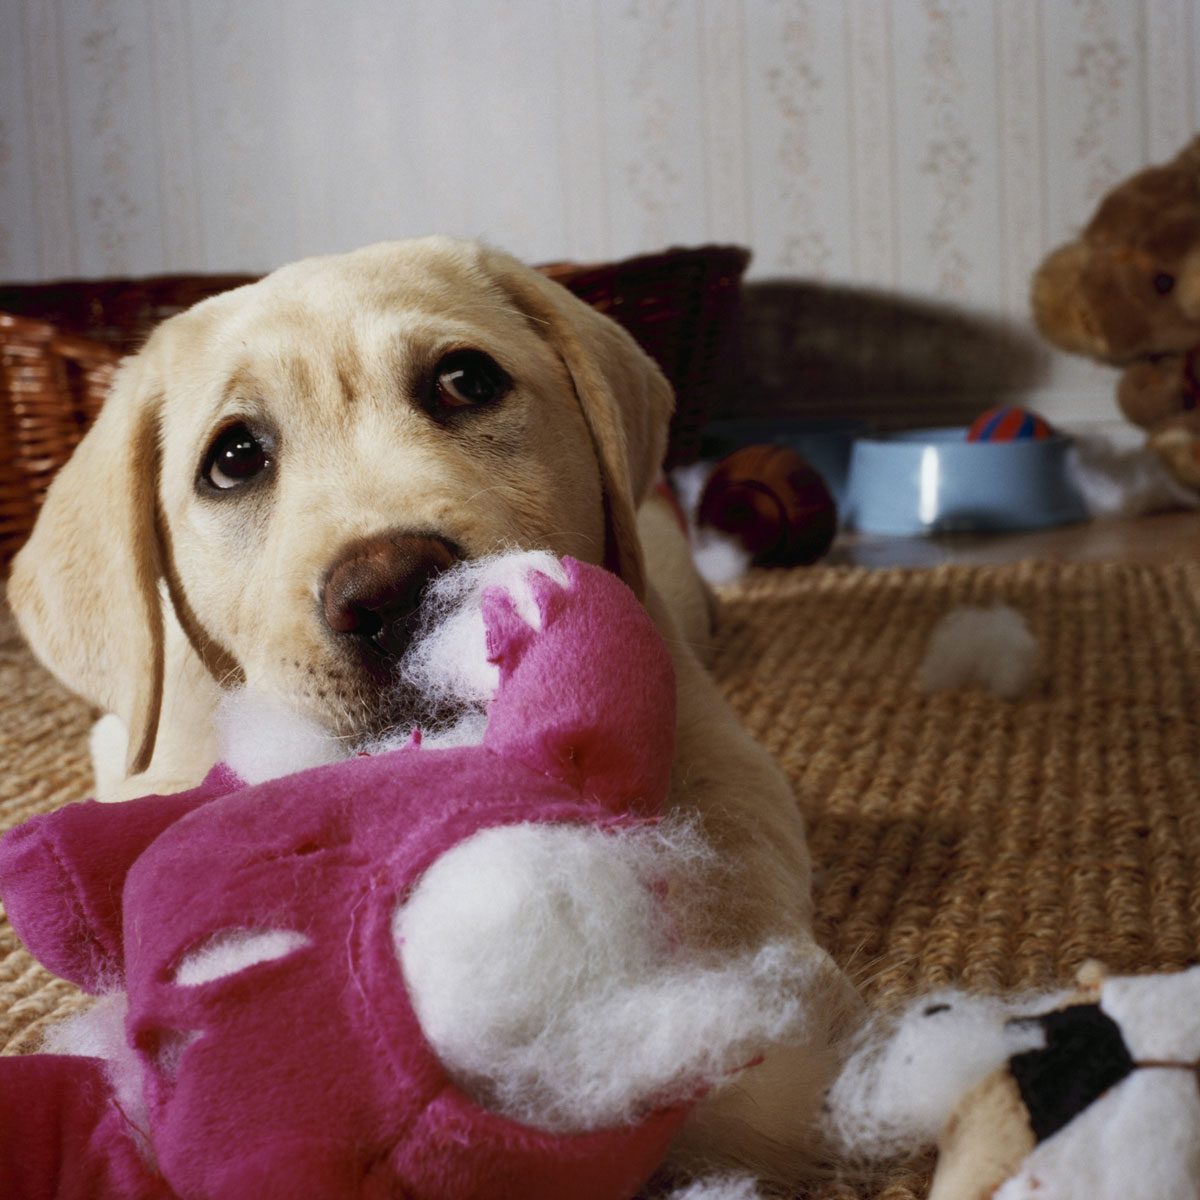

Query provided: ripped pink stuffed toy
[0,556,692,1200]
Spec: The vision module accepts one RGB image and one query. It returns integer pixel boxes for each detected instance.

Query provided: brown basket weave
[0,274,259,357]
[541,245,751,468]
[0,246,749,567]
[0,314,119,564]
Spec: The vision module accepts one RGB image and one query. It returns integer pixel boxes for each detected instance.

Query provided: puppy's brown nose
[322,533,458,659]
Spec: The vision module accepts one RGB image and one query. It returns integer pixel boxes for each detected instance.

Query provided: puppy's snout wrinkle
[322,533,458,659]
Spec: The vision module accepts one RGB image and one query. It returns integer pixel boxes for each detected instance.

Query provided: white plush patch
[1100,965,1200,1060]
[217,688,345,784]
[395,818,814,1132]
[174,928,310,986]
[918,605,1039,699]
[1067,433,1200,518]
[824,990,1058,1158]
[994,1067,1200,1200]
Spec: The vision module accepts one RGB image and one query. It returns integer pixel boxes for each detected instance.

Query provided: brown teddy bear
[1032,136,1200,488]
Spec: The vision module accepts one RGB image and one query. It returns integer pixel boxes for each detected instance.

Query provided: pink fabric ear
[481,557,675,815]
[0,765,241,991]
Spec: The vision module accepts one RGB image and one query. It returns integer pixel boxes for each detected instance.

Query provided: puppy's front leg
[645,587,860,1183]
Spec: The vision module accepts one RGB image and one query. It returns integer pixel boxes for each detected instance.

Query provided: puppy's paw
[90,714,130,801]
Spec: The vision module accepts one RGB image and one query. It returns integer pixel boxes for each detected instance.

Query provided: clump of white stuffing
[397,549,567,707]
[672,462,752,587]
[43,994,151,1147]
[173,928,310,987]
[370,549,568,749]
[690,528,753,587]
[665,1174,765,1199]
[216,688,347,784]
[918,605,1038,699]
[823,990,1062,1159]
[396,816,816,1133]
[1067,432,1200,518]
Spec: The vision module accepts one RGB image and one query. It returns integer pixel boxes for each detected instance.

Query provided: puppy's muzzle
[322,532,459,663]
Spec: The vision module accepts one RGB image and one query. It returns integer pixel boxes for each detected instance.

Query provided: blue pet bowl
[842,427,1087,535]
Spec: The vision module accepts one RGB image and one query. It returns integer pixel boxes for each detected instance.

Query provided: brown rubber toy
[697,444,837,567]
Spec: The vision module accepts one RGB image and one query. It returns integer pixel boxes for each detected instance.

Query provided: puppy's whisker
[533,530,601,548]
[215,664,244,691]
[462,483,516,506]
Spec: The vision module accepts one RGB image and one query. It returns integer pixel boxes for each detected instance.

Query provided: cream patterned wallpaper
[1,0,1197,424]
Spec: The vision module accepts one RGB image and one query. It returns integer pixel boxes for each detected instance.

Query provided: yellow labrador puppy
[8,238,854,1184]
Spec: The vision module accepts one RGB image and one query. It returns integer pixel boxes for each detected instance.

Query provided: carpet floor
[3,560,1198,1197]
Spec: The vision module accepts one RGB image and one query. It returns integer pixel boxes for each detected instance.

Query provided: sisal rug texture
[2,560,1199,1199]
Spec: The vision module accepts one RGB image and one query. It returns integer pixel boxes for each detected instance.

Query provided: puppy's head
[8,238,673,773]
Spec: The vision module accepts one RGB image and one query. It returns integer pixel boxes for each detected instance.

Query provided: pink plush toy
[0,557,689,1200]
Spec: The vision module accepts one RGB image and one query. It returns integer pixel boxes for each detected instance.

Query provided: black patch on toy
[1008,1004,1134,1142]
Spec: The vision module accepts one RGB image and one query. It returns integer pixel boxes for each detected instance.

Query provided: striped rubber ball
[967,405,1054,442]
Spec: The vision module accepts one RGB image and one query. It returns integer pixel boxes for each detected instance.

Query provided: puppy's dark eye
[1153,272,1176,296]
[432,350,510,411]
[203,423,271,490]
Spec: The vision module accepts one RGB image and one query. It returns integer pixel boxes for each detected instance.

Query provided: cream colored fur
[7,237,856,1186]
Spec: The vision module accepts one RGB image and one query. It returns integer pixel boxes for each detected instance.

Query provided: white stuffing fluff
[409,709,491,750]
[918,605,1039,699]
[43,993,150,1143]
[43,990,130,1061]
[666,1174,764,1199]
[690,527,753,587]
[365,549,569,751]
[173,928,310,987]
[671,462,753,587]
[670,461,711,525]
[824,990,1060,1158]
[217,688,346,783]
[395,817,815,1132]
[396,549,568,709]
[1067,432,1200,518]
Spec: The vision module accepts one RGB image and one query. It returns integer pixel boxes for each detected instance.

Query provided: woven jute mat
[2,560,1199,1198]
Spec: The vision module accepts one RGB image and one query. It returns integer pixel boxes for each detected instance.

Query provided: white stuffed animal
[826,962,1200,1200]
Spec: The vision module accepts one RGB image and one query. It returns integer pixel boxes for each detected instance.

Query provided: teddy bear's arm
[0,1054,172,1200]
[0,765,240,990]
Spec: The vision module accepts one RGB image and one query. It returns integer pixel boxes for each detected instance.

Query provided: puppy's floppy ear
[481,247,674,600]
[8,349,165,776]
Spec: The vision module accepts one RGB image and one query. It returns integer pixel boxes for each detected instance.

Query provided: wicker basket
[0,246,749,567]
[540,245,751,468]
[0,313,120,564]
